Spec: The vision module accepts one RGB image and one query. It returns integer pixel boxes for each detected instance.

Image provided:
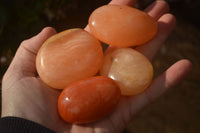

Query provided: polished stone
[58,76,121,124]
[36,29,103,89]
[100,48,153,95]
[89,5,157,47]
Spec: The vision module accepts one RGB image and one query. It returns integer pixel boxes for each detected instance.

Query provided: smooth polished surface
[58,76,121,124]
[100,48,153,95]
[89,4,157,47]
[36,29,103,89]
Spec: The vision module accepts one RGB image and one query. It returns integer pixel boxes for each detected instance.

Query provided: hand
[1,0,192,133]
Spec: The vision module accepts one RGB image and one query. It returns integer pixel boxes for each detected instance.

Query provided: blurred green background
[0,0,200,132]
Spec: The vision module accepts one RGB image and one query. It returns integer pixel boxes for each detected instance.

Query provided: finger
[6,27,57,77]
[130,59,192,116]
[84,0,137,32]
[136,13,176,61]
[145,0,170,20]
[22,27,57,55]
[135,0,172,60]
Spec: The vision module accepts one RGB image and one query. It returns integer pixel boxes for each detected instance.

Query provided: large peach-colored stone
[36,29,103,89]
[100,48,153,95]
[89,5,157,47]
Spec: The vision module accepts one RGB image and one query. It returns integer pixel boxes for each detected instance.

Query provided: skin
[1,0,192,133]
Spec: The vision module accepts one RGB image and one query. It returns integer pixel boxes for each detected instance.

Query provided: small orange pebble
[89,4,157,47]
[58,76,121,124]
[36,28,103,89]
[100,48,153,95]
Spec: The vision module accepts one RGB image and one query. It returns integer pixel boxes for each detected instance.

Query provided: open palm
[2,0,192,133]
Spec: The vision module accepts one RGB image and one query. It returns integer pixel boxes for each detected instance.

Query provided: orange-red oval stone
[89,5,157,47]
[58,76,121,124]
[100,48,153,95]
[36,29,103,89]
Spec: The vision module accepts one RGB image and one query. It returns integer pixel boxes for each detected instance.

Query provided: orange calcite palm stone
[36,29,103,89]
[100,48,153,95]
[89,5,157,47]
[58,76,121,124]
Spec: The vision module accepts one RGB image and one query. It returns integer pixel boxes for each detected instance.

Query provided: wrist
[0,117,55,133]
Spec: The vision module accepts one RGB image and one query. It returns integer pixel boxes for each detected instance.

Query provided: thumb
[5,27,57,78]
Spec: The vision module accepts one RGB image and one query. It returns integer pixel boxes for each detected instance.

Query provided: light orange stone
[100,48,153,95]
[89,5,157,47]
[36,28,103,89]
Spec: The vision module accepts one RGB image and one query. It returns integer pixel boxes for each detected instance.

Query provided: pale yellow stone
[100,48,153,95]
